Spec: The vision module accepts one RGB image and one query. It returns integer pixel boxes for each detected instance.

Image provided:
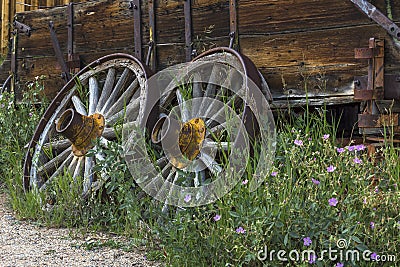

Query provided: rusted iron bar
[229,0,238,50]
[13,20,31,36]
[147,0,157,70]
[131,0,142,60]
[184,0,193,61]
[354,38,384,101]
[350,0,400,40]
[49,21,71,82]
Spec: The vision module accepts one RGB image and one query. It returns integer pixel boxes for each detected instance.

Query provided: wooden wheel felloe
[23,53,152,197]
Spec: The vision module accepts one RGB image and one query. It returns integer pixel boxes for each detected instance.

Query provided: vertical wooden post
[16,0,26,13]
[47,0,56,7]
[31,0,39,10]
[1,0,11,55]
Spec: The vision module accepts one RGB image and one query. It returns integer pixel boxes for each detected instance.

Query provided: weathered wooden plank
[238,0,400,35]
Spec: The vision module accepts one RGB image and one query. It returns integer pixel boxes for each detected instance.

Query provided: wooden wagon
[1,0,399,200]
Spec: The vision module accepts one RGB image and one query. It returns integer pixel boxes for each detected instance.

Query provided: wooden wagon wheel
[124,47,275,209]
[23,53,153,197]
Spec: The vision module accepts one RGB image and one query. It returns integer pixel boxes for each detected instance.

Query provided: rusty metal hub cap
[151,116,206,169]
[56,108,105,157]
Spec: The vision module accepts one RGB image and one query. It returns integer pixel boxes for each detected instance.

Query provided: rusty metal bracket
[67,3,80,74]
[13,21,31,37]
[229,0,239,50]
[354,74,400,100]
[49,21,71,82]
[354,38,384,101]
[130,0,142,60]
[350,0,400,40]
[147,0,157,70]
[184,0,193,62]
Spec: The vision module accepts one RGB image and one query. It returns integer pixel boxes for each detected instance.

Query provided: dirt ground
[0,192,162,267]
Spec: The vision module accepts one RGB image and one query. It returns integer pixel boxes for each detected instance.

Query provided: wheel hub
[151,116,206,168]
[56,108,105,157]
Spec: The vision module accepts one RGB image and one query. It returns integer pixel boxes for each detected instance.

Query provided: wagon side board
[1,0,400,108]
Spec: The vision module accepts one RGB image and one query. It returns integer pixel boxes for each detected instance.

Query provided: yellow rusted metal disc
[178,118,206,161]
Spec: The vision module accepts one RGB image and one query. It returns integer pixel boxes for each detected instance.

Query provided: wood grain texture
[2,0,400,107]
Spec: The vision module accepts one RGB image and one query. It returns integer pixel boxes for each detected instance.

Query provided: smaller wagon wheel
[125,47,275,209]
[23,53,153,197]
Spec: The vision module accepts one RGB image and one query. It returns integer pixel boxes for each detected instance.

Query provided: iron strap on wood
[350,0,400,40]
[184,0,193,62]
[147,0,157,70]
[131,0,142,60]
[67,3,80,74]
[49,21,71,82]
[229,0,238,50]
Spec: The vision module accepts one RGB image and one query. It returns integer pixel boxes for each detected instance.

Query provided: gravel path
[0,193,162,267]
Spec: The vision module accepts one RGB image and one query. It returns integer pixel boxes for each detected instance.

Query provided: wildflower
[329,198,338,206]
[271,171,278,177]
[370,221,375,229]
[303,237,312,246]
[236,227,246,234]
[336,263,344,267]
[184,194,191,203]
[347,145,355,152]
[355,144,366,151]
[327,165,336,173]
[323,134,330,140]
[311,178,320,185]
[294,139,303,146]
[308,253,317,264]
[242,179,248,185]
[308,137,312,141]
[374,187,379,193]
[213,214,221,222]
[371,252,378,261]
[28,112,33,117]
[363,198,367,204]
[353,157,362,164]
[336,147,345,153]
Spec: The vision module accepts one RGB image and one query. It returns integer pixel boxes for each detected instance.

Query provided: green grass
[0,80,399,267]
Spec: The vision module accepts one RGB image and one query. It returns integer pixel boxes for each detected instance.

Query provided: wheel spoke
[83,156,94,195]
[67,156,79,174]
[105,79,139,117]
[106,97,140,126]
[161,170,178,213]
[88,77,99,115]
[97,68,116,111]
[176,89,189,122]
[194,170,206,187]
[72,96,87,116]
[203,139,229,150]
[43,139,71,150]
[191,73,203,117]
[37,147,72,176]
[199,152,222,176]
[101,68,131,114]
[72,157,84,181]
[40,153,74,190]
[99,136,111,149]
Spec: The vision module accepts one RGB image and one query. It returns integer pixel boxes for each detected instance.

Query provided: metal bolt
[354,80,361,87]
[396,76,400,82]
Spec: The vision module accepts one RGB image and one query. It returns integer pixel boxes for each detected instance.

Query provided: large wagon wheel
[23,53,153,197]
[124,47,275,210]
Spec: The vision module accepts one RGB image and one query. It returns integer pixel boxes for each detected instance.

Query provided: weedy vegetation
[0,77,398,267]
